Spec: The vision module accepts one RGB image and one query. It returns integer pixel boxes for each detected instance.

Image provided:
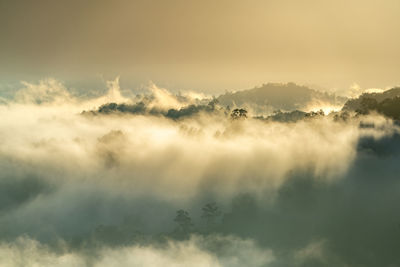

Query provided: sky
[1,0,400,93]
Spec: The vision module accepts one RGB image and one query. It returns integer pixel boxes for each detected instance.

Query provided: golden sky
[1,0,400,93]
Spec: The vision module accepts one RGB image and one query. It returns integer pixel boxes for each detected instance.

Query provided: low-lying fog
[1,79,399,267]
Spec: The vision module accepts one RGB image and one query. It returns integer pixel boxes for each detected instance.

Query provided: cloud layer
[1,79,399,266]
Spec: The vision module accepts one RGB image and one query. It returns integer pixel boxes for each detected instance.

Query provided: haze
[1,0,400,92]
[1,1,400,267]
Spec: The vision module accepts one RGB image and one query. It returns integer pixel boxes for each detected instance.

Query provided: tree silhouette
[201,202,222,228]
[356,97,378,115]
[230,108,247,119]
[174,209,194,234]
[305,109,324,118]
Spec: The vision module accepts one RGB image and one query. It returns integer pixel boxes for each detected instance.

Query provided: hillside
[342,87,400,120]
[217,82,346,114]
[343,87,400,111]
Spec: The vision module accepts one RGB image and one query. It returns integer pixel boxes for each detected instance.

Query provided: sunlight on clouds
[0,235,274,267]
[0,77,399,267]
[0,78,369,202]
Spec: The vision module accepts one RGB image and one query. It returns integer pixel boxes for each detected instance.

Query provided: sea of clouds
[0,78,399,266]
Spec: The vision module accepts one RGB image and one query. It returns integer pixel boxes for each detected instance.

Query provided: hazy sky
[1,0,400,93]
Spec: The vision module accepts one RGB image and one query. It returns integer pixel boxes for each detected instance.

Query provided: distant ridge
[343,87,400,111]
[341,87,400,120]
[217,82,346,113]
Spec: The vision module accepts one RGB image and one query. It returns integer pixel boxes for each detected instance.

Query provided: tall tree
[231,108,248,119]
[201,202,222,228]
[174,209,194,234]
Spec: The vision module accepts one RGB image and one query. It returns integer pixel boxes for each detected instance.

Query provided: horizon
[1,77,396,100]
[1,1,400,93]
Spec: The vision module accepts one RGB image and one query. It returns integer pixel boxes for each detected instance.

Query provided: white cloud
[15,78,72,105]
[0,235,274,267]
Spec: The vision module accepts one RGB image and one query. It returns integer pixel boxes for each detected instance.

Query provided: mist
[0,78,399,266]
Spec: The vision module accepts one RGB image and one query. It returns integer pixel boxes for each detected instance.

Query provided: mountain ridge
[217,82,347,113]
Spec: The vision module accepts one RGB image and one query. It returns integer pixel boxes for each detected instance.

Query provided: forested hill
[342,87,400,120]
[343,87,400,111]
[217,82,346,112]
